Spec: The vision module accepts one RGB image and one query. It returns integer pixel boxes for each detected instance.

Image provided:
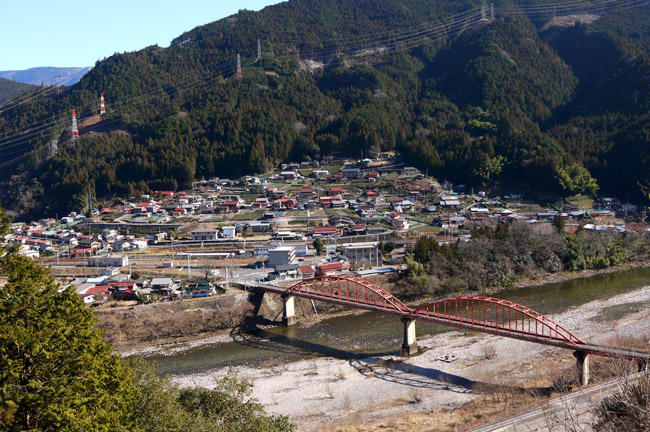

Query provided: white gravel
[172,285,650,431]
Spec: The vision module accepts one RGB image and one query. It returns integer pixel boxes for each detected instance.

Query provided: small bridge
[259,275,650,386]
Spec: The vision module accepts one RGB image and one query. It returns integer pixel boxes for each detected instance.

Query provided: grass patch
[567,194,595,210]
[322,165,342,174]
[231,209,265,220]
[410,224,442,233]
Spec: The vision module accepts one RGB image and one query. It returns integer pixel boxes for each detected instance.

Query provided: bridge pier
[401,317,418,356]
[573,351,590,387]
[282,294,297,326]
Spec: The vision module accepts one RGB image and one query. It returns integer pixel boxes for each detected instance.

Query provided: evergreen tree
[0,254,138,431]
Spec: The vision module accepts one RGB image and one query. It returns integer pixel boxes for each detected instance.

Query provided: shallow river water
[150,267,650,376]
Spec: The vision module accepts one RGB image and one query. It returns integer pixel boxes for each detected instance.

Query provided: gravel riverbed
[171,284,650,431]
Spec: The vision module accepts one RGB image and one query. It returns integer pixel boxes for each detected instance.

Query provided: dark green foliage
[131,363,295,432]
[0,250,295,431]
[0,254,138,432]
[0,78,36,107]
[4,1,650,217]
[407,222,648,296]
[313,238,324,255]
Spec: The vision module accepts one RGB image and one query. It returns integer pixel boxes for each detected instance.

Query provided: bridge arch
[286,275,412,314]
[414,296,586,346]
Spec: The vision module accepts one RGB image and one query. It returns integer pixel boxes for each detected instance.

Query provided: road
[469,372,643,432]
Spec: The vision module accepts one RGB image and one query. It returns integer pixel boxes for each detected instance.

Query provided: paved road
[469,373,642,432]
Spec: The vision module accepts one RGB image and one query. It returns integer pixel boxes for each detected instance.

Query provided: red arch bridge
[258,274,650,386]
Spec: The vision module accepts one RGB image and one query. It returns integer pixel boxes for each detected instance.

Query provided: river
[150,267,650,377]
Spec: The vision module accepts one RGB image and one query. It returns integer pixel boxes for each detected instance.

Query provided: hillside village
[4,152,645,307]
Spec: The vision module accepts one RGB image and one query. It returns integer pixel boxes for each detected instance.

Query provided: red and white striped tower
[71,109,79,140]
[100,93,106,117]
[236,54,242,78]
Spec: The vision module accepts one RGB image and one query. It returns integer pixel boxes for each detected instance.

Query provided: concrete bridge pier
[573,351,589,387]
[401,317,418,356]
[282,294,297,326]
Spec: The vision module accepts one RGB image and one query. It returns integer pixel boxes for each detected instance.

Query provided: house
[390,218,410,231]
[280,171,298,180]
[78,238,102,250]
[403,167,420,176]
[440,195,461,207]
[98,267,120,277]
[130,238,149,250]
[347,224,367,235]
[274,263,299,279]
[318,261,348,274]
[312,226,340,238]
[246,221,271,232]
[298,265,315,279]
[312,170,329,179]
[185,279,217,298]
[150,278,178,296]
[222,226,237,239]
[268,246,297,268]
[191,229,218,241]
[341,168,360,179]
[299,187,314,200]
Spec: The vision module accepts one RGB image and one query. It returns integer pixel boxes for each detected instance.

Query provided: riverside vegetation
[405,220,650,296]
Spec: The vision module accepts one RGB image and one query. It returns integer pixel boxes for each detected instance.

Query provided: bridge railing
[414,296,586,346]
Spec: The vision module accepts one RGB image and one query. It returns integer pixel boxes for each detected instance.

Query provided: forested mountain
[3,0,650,217]
[0,77,35,107]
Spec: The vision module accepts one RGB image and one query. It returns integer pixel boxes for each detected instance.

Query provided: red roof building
[318,262,348,273]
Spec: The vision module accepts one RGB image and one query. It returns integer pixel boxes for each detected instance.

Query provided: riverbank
[172,280,650,431]
[107,260,650,358]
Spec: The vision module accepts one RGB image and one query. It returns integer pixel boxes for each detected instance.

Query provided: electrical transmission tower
[236,54,242,78]
[71,110,79,141]
[257,39,262,62]
[100,93,106,117]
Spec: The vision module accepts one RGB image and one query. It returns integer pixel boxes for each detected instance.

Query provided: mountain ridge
[2,0,650,218]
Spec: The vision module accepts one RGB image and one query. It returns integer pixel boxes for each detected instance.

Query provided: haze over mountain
[2,0,650,218]
[0,66,92,86]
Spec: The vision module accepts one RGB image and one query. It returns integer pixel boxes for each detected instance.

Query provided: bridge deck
[258,283,650,362]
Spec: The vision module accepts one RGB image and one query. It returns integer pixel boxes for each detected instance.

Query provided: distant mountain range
[0,66,92,86]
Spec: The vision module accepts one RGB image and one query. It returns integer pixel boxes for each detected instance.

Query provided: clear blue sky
[1,0,284,70]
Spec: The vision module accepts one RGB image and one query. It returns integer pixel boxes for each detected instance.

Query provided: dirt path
[172,284,650,431]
